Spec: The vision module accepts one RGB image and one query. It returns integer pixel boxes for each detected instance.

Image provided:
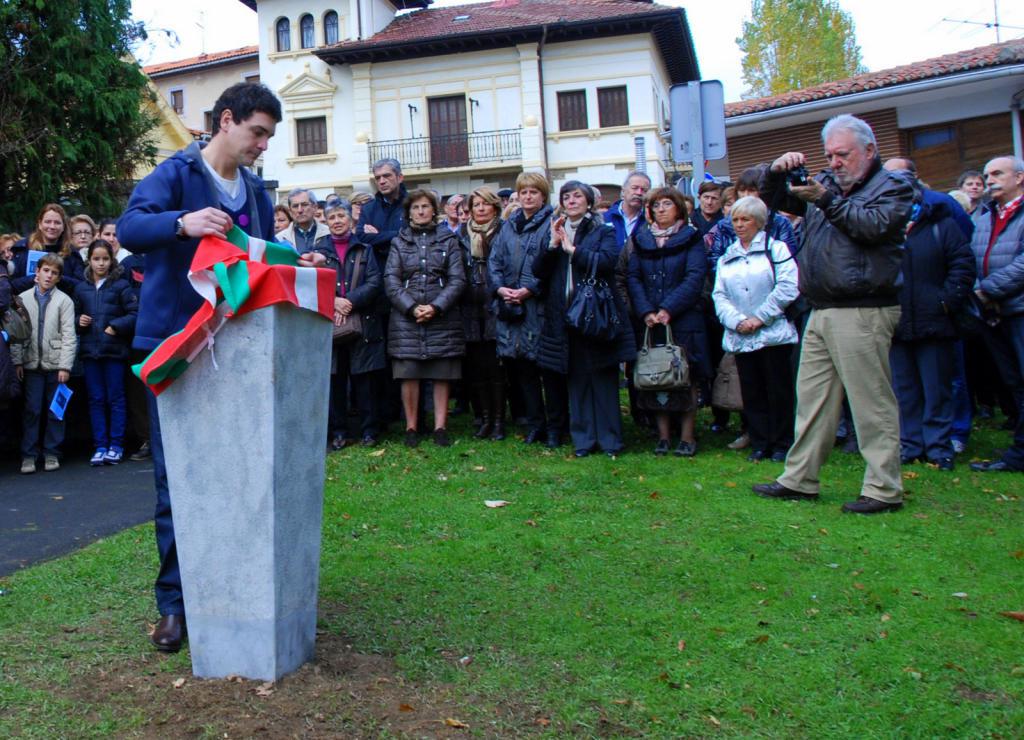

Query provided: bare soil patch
[58,622,543,738]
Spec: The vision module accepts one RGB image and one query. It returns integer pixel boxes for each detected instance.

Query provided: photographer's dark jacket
[764,158,914,309]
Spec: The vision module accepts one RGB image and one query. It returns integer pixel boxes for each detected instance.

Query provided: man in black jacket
[753,114,914,514]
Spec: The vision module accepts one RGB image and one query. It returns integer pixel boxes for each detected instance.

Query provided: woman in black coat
[627,188,710,457]
[534,180,635,457]
[385,189,467,447]
[313,199,386,449]
[890,193,976,469]
[458,187,505,439]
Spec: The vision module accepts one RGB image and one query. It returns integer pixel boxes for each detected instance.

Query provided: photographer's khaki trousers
[778,306,903,504]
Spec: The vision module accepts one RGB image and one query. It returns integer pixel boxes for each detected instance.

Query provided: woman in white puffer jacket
[712,196,799,463]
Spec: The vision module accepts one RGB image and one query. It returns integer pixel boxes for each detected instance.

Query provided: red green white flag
[133,227,334,395]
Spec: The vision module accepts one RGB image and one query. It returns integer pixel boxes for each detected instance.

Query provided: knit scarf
[331,233,350,296]
[468,218,497,259]
[649,219,684,247]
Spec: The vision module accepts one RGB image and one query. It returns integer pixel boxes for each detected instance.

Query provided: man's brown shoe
[151,614,186,652]
[841,496,903,514]
[752,481,819,501]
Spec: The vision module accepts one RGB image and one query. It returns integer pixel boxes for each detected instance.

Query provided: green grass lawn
[2,410,1023,737]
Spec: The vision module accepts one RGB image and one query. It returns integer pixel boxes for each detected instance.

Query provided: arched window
[300,14,315,49]
[324,11,339,45]
[275,18,290,52]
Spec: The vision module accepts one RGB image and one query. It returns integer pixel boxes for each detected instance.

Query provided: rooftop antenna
[942,1,1024,43]
[196,10,207,54]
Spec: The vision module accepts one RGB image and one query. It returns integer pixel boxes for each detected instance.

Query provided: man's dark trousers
[982,315,1024,468]
[890,337,956,461]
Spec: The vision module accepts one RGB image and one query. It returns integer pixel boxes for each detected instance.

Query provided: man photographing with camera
[752,113,915,514]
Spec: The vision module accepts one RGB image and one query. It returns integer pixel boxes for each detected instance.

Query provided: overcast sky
[130,0,1024,102]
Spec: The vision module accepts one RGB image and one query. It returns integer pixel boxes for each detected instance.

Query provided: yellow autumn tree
[737,0,866,99]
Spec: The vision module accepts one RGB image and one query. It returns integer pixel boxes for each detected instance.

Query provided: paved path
[0,452,154,577]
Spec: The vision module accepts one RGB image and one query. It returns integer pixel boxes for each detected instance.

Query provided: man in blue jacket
[118,83,284,653]
[605,171,650,249]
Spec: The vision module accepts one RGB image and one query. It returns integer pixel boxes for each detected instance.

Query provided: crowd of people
[7,84,1022,654]
[2,103,1023,492]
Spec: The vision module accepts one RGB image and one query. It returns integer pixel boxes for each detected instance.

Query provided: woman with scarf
[627,187,709,456]
[458,187,506,439]
[313,198,386,449]
[534,180,635,458]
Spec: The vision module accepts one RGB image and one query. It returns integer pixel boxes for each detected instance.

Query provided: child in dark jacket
[73,241,139,465]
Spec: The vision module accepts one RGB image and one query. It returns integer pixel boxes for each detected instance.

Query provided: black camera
[786,166,809,187]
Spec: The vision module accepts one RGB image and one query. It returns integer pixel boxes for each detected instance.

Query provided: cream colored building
[145,46,261,136]
[237,0,699,202]
[142,2,699,200]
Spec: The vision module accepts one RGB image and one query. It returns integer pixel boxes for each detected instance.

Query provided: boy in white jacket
[12,253,77,473]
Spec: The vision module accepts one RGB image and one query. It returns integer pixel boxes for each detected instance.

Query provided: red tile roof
[328,0,670,48]
[143,45,259,76]
[726,39,1024,117]
[315,0,698,83]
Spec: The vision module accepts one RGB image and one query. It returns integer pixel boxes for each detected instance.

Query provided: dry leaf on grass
[472,465,486,472]
[706,714,722,728]
[172,678,186,689]
[677,639,686,651]
[369,448,386,457]
[399,703,415,712]
[484,499,510,508]
[999,611,1024,622]
[444,717,469,728]
[951,592,968,599]
[254,681,275,697]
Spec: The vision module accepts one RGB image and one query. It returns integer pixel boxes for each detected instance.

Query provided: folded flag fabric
[133,227,334,395]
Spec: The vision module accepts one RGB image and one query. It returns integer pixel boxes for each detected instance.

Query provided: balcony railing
[368,128,522,172]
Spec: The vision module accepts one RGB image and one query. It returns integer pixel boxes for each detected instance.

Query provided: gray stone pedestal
[157,304,331,680]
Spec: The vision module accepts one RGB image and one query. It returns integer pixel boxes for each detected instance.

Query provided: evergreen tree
[0,0,157,228]
[737,0,866,99]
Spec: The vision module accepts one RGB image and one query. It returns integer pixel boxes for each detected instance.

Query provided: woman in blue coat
[627,187,710,456]
[487,172,563,446]
[73,241,139,465]
[534,181,635,457]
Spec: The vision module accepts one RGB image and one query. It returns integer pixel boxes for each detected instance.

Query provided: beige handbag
[711,352,743,411]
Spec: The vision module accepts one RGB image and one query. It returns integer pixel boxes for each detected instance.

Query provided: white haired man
[969,155,1024,473]
[752,114,915,514]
